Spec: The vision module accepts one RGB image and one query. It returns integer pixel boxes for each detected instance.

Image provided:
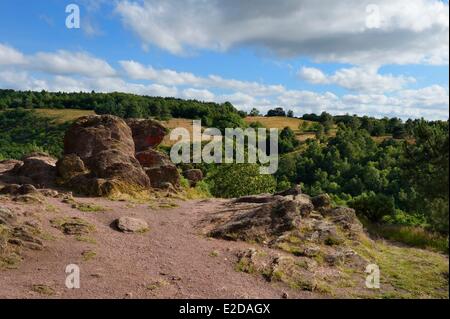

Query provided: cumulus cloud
[0,44,448,120]
[115,0,448,66]
[0,44,116,78]
[0,43,26,65]
[30,50,116,77]
[299,66,416,93]
[182,88,215,101]
[120,60,285,96]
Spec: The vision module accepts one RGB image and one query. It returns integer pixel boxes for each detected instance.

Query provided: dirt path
[0,195,319,299]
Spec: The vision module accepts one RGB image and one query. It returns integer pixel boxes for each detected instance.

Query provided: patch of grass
[353,239,449,299]
[276,242,304,256]
[50,217,95,235]
[82,250,97,261]
[365,222,448,254]
[72,203,106,213]
[149,200,179,210]
[0,224,22,269]
[75,235,97,244]
[235,258,256,274]
[37,231,57,241]
[0,252,22,269]
[146,279,169,291]
[209,250,220,257]
[46,204,60,213]
[34,108,95,123]
[31,284,55,296]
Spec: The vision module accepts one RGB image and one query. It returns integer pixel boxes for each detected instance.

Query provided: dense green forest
[0,89,247,132]
[0,89,448,246]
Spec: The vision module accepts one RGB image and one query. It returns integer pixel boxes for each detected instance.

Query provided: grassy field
[245,116,332,142]
[33,108,96,123]
[244,116,310,131]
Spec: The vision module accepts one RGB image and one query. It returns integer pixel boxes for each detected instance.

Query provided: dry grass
[161,118,219,146]
[34,108,95,123]
[245,116,338,142]
[244,116,310,131]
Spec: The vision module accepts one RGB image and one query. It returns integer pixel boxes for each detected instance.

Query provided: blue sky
[0,0,448,120]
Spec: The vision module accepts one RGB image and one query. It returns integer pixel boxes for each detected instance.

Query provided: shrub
[207,164,277,198]
[349,192,395,222]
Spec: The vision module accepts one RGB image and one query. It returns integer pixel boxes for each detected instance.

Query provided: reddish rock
[57,115,150,196]
[0,159,22,174]
[145,165,180,189]
[126,119,168,152]
[183,169,203,187]
[64,115,135,162]
[136,149,171,168]
[0,153,57,188]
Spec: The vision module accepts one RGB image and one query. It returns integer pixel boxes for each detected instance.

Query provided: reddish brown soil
[0,195,321,299]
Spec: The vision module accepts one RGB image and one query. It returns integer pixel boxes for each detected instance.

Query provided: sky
[0,0,448,120]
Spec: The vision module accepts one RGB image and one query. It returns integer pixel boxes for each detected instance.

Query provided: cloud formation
[115,0,449,66]
[299,66,416,93]
[0,43,448,120]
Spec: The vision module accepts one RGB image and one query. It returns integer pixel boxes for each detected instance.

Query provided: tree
[279,127,300,153]
[266,107,286,117]
[249,108,261,117]
[349,192,396,222]
[207,164,277,198]
[404,120,449,233]
[287,110,294,118]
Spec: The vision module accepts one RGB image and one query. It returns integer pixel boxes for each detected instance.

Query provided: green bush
[349,192,395,222]
[207,164,277,198]
[0,109,68,159]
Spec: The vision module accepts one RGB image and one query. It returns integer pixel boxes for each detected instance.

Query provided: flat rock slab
[115,217,149,233]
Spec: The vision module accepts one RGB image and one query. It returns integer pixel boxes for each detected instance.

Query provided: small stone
[115,217,149,233]
[282,292,289,299]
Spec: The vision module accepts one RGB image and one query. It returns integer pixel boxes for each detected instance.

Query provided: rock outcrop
[0,153,56,188]
[0,116,182,197]
[126,118,168,152]
[202,188,366,268]
[56,115,151,196]
[183,169,203,187]
[125,118,180,189]
[201,188,369,293]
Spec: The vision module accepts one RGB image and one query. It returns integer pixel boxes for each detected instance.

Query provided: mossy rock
[50,217,95,235]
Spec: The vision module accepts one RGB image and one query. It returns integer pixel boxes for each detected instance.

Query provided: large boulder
[0,160,22,174]
[64,116,135,162]
[56,115,150,197]
[145,165,180,189]
[136,149,180,189]
[135,149,172,168]
[0,153,56,188]
[208,196,303,243]
[125,119,168,152]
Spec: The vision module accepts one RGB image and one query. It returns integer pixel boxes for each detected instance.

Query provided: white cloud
[182,88,215,101]
[115,0,449,66]
[0,44,116,78]
[31,50,116,77]
[0,43,26,65]
[299,66,416,93]
[120,60,285,96]
[0,44,447,120]
[298,67,328,84]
